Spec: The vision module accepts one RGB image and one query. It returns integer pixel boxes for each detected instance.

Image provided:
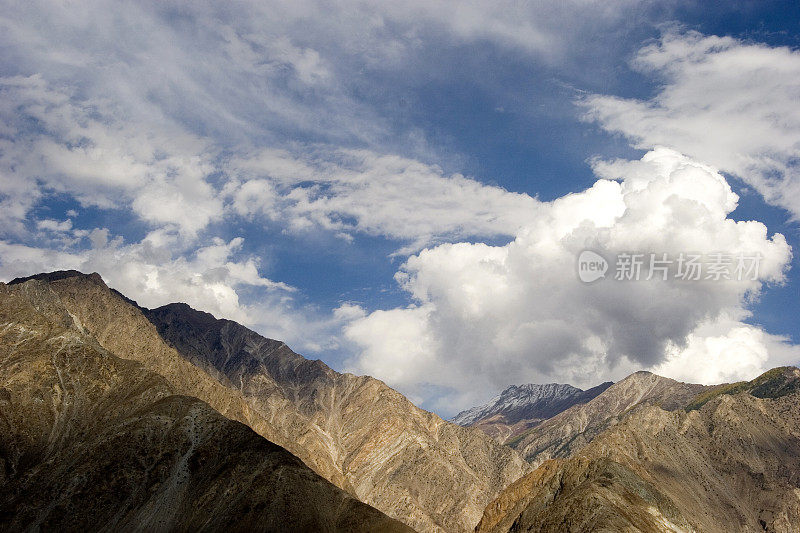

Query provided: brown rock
[510,371,708,467]
[0,280,411,532]
[13,272,530,532]
[477,369,800,533]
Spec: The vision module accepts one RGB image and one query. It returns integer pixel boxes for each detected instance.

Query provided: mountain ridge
[508,370,710,466]
[451,381,613,443]
[7,270,530,533]
[476,367,800,532]
[0,277,411,532]
[143,297,531,533]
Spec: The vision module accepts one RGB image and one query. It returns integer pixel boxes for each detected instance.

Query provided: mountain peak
[8,269,105,287]
[152,301,220,325]
[0,278,411,533]
[4,268,530,532]
[506,382,582,395]
[451,381,611,433]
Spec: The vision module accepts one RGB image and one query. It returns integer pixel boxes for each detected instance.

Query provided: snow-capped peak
[451,383,583,426]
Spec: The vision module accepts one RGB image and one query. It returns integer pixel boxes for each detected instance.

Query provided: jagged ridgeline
[0,271,529,533]
[451,381,613,443]
[474,368,800,532]
[0,276,411,533]
[3,271,800,533]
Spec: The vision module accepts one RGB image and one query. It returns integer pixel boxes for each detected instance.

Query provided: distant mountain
[8,271,530,533]
[0,277,410,532]
[451,381,612,443]
[509,371,709,466]
[477,367,800,533]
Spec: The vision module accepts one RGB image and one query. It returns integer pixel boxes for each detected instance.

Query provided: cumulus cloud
[654,314,800,385]
[344,148,793,413]
[583,30,800,219]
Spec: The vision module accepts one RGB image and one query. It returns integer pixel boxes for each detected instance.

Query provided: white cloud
[344,304,438,385]
[583,30,800,219]
[0,231,348,353]
[0,63,543,358]
[1,71,538,250]
[36,218,73,232]
[320,0,652,63]
[0,234,268,319]
[226,147,540,248]
[0,0,674,248]
[344,148,793,413]
[0,0,672,157]
[654,314,800,385]
[0,75,222,237]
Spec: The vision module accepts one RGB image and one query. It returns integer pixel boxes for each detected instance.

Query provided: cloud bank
[344,148,797,412]
[1,3,798,415]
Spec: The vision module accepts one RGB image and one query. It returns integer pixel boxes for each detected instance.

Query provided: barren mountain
[10,271,530,533]
[0,279,410,532]
[477,367,800,533]
[143,301,531,533]
[509,371,708,466]
[452,382,612,443]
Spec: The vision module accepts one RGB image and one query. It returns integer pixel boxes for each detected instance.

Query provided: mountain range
[451,381,612,443]
[1,270,799,532]
[0,271,528,533]
[0,276,410,532]
[476,367,800,532]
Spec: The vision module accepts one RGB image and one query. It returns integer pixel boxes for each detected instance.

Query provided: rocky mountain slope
[10,271,530,533]
[143,301,531,533]
[476,367,800,533]
[509,371,708,466]
[451,382,612,443]
[0,279,410,532]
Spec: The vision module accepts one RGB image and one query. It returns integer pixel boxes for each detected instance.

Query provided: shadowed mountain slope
[10,271,530,533]
[143,301,531,533]
[0,279,411,533]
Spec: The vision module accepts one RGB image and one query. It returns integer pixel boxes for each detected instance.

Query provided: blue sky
[1,1,799,415]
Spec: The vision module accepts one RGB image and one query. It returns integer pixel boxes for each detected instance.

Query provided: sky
[1,0,799,416]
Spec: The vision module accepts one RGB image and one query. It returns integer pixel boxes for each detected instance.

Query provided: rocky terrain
[0,278,410,532]
[143,301,531,533]
[476,367,800,532]
[508,371,708,466]
[452,382,612,443]
[8,271,530,533]
[6,270,800,533]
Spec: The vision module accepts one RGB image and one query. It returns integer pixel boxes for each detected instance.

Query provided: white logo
[577,250,608,283]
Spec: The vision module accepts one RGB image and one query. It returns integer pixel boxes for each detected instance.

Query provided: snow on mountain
[451,383,585,427]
